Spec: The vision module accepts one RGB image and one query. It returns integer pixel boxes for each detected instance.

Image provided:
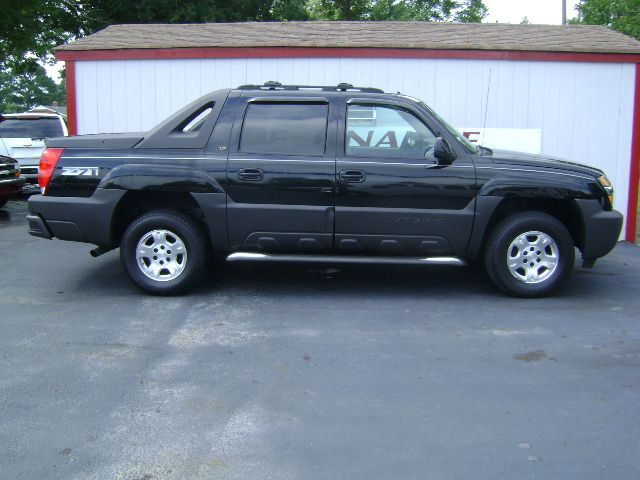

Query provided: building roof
[56,21,640,55]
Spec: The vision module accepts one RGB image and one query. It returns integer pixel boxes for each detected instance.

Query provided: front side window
[346,104,436,159]
[240,103,328,156]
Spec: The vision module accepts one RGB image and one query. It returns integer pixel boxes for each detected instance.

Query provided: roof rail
[237,81,384,93]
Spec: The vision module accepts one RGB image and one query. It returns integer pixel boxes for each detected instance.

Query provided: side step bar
[226,252,467,266]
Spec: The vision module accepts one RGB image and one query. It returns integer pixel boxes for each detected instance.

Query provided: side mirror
[433,137,455,165]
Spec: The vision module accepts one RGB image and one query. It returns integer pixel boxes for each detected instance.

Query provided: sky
[484,0,580,25]
[44,0,583,82]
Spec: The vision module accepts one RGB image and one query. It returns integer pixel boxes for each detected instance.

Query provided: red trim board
[65,60,77,136]
[56,47,640,64]
[626,64,640,242]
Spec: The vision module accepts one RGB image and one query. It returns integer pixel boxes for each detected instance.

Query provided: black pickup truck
[27,83,623,297]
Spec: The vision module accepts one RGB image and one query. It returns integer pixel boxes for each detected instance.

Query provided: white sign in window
[457,128,542,154]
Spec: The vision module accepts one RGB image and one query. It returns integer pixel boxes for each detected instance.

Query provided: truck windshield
[419,102,479,154]
[0,118,64,139]
[400,95,479,154]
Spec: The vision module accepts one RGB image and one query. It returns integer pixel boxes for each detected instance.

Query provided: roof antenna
[481,67,492,148]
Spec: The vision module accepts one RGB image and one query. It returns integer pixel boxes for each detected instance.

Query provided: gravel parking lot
[1,196,640,480]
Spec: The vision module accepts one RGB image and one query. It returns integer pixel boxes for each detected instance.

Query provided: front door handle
[237,168,264,181]
[339,170,366,183]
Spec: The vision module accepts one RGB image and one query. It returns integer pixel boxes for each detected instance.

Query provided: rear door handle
[339,170,366,183]
[237,168,264,181]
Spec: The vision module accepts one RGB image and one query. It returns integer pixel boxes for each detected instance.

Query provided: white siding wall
[75,57,636,231]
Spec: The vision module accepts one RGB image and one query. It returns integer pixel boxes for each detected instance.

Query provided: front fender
[477,175,597,201]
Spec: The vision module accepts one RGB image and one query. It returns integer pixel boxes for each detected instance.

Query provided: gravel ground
[1,197,639,480]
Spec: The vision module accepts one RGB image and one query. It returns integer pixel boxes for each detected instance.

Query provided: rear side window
[0,118,64,138]
[240,103,328,156]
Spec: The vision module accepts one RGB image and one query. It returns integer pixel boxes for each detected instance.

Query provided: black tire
[0,197,7,208]
[120,209,209,295]
[484,212,575,298]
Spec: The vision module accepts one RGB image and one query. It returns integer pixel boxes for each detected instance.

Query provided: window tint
[346,104,436,159]
[0,118,64,139]
[240,103,328,156]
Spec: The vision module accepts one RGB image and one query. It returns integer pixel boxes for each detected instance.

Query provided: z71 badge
[61,167,99,176]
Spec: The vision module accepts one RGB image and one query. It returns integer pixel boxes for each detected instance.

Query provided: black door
[226,95,337,252]
[335,98,477,256]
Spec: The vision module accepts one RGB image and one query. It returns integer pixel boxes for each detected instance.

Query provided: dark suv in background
[27,83,622,297]
[0,155,24,208]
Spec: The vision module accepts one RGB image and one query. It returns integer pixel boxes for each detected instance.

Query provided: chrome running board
[226,252,467,266]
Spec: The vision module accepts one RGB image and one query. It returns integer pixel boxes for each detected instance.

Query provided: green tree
[0,64,65,113]
[310,0,370,20]
[312,0,487,21]
[1,1,82,112]
[574,0,640,40]
[0,0,87,71]
[85,0,311,29]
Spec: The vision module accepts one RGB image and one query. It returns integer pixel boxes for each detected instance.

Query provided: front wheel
[120,210,209,295]
[484,212,575,297]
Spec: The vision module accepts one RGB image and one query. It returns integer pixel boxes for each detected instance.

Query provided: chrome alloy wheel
[506,230,559,284]
[135,229,188,282]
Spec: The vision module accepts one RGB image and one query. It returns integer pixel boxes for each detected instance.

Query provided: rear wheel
[120,210,208,295]
[0,197,7,208]
[484,212,574,297]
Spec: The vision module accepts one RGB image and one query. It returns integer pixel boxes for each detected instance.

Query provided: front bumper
[576,199,623,261]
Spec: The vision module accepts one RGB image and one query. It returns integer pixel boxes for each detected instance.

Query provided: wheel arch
[467,196,584,258]
[110,190,206,248]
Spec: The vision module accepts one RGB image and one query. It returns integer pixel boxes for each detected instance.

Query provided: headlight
[597,175,614,205]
